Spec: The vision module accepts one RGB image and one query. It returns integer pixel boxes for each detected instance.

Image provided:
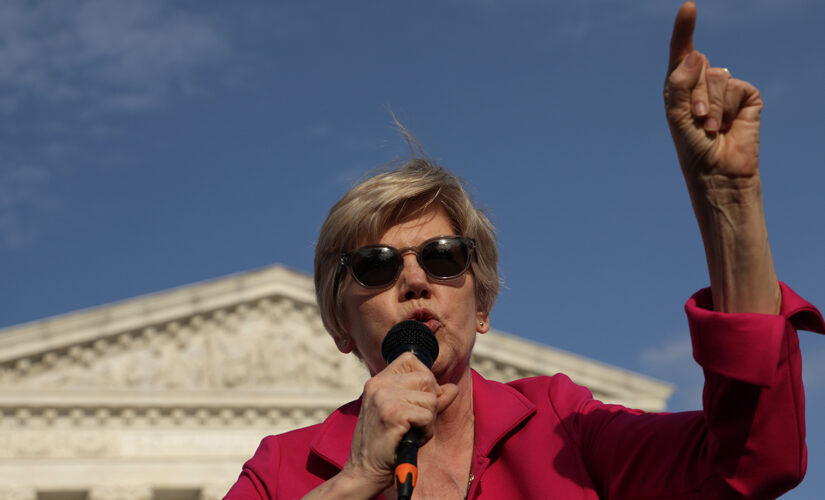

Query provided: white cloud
[449,0,674,40]
[0,0,230,115]
[641,331,825,412]
[307,121,333,139]
[449,0,816,42]
[801,343,825,392]
[698,0,816,21]
[0,0,234,248]
[640,335,692,367]
[0,165,57,249]
[639,333,704,411]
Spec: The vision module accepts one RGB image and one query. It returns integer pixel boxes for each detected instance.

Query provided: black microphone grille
[382,320,439,368]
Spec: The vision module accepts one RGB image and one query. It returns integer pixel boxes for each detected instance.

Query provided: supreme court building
[0,264,672,500]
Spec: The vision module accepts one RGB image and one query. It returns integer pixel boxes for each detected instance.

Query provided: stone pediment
[0,266,369,401]
[0,264,672,410]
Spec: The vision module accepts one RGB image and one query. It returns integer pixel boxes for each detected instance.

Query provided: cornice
[0,264,314,362]
[474,330,673,410]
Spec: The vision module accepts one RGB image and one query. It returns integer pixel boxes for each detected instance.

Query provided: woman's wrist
[301,463,387,500]
[686,175,780,314]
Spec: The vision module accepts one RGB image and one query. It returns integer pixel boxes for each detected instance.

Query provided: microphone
[381,320,439,500]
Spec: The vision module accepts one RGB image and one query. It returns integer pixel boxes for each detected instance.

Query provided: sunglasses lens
[350,246,401,287]
[421,239,469,279]
[345,238,472,289]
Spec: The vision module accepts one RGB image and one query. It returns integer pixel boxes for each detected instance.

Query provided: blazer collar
[470,369,536,457]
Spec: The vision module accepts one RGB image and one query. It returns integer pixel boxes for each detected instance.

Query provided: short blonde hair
[314,158,499,342]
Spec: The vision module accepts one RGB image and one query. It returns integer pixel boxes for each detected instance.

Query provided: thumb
[436,383,459,414]
[385,351,428,374]
[666,50,707,116]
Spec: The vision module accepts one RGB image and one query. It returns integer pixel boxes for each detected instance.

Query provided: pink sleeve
[576,282,825,499]
[687,282,825,386]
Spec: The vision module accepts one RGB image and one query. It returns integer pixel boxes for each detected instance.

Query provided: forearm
[686,172,780,314]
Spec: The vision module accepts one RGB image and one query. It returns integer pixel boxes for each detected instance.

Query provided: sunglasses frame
[339,235,477,290]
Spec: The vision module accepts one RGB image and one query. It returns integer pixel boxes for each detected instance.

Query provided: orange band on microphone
[395,463,418,488]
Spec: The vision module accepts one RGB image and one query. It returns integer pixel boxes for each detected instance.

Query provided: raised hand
[663,2,779,315]
[664,1,763,187]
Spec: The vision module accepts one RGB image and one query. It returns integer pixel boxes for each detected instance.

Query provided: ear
[476,310,490,334]
[334,333,355,354]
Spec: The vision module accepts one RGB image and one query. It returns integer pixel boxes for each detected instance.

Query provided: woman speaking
[226,3,824,498]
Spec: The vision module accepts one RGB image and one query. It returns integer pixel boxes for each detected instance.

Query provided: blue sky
[1,0,823,496]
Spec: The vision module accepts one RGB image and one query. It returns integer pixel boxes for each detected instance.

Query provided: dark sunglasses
[340,235,476,289]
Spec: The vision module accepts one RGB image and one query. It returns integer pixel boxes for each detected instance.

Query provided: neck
[432,366,475,445]
[414,367,475,499]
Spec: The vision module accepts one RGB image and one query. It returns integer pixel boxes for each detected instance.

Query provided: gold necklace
[465,472,475,499]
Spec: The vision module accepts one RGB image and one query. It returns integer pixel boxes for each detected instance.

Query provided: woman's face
[339,207,489,381]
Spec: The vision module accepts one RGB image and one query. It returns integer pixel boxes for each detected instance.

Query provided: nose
[398,253,431,301]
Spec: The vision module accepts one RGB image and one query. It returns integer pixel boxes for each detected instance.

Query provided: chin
[432,356,471,383]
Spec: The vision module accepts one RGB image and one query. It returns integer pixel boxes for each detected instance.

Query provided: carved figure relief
[2,295,368,394]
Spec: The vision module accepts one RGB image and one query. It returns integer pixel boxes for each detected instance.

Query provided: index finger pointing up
[668,2,697,75]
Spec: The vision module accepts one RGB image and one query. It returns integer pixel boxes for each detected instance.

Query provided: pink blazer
[226,283,824,499]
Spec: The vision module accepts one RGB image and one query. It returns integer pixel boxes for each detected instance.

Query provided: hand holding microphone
[341,320,451,500]
[381,320,440,500]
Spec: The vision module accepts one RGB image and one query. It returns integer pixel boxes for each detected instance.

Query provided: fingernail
[685,52,701,69]
[705,117,719,131]
[694,101,708,116]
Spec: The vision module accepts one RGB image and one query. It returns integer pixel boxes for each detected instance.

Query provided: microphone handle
[394,427,421,500]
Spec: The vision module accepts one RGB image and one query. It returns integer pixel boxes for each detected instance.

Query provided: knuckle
[726,78,743,92]
[411,369,433,383]
[397,352,419,364]
[400,352,424,370]
[690,87,707,99]
[668,71,691,89]
[377,402,401,424]
[363,377,383,397]
[706,67,729,81]
[412,406,434,427]
[388,352,419,372]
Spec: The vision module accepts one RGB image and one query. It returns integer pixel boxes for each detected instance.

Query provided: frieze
[471,353,539,382]
[0,405,339,431]
[0,296,369,395]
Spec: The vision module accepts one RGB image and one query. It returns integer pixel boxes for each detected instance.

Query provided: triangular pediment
[0,264,671,411]
[0,265,370,406]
